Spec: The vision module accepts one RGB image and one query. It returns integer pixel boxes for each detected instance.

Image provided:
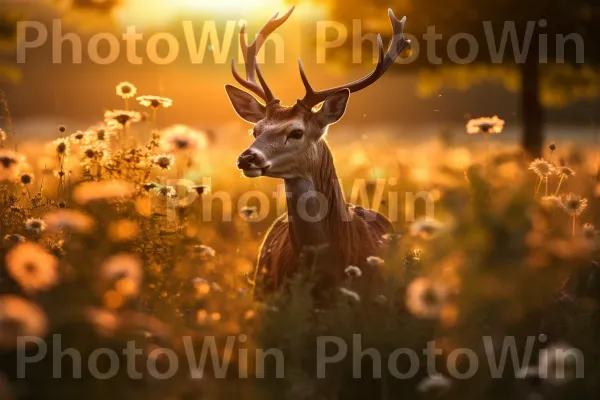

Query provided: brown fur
[254,137,392,296]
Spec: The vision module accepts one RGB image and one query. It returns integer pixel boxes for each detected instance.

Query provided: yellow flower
[116,81,137,99]
[70,130,86,144]
[406,277,448,319]
[466,116,505,135]
[160,125,207,153]
[410,217,445,240]
[44,209,94,233]
[6,242,58,294]
[152,153,175,170]
[49,138,70,156]
[0,296,48,348]
[104,110,142,128]
[84,307,120,336]
[100,253,143,298]
[19,172,34,185]
[137,95,173,109]
[73,180,134,205]
[107,220,140,242]
[529,158,555,178]
[0,150,24,182]
[557,166,575,179]
[560,193,588,217]
[24,218,46,234]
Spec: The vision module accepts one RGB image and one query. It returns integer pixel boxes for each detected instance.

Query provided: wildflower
[240,205,258,220]
[0,296,48,348]
[366,256,384,267]
[406,277,448,319]
[73,180,134,205]
[529,158,555,179]
[50,138,70,157]
[538,342,580,386]
[553,165,575,195]
[6,242,58,294]
[24,218,46,234]
[191,185,210,195]
[160,124,207,153]
[104,110,142,128]
[540,195,562,209]
[100,253,143,298]
[549,142,556,151]
[3,234,25,248]
[81,143,107,163]
[43,209,94,233]
[381,232,402,243]
[466,115,505,135]
[581,223,599,249]
[339,287,360,302]
[194,245,216,258]
[137,95,173,109]
[116,81,137,99]
[58,125,66,133]
[0,150,23,181]
[107,220,140,242]
[84,307,119,336]
[416,375,452,394]
[410,217,445,240]
[152,153,175,170]
[557,166,575,179]
[84,126,111,144]
[53,169,66,179]
[70,130,86,144]
[151,185,177,198]
[193,278,211,296]
[344,265,362,278]
[19,172,33,185]
[143,182,161,191]
[560,193,587,217]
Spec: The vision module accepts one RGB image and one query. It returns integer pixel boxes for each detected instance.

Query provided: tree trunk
[520,55,544,158]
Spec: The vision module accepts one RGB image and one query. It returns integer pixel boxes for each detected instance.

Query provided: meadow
[0,82,599,399]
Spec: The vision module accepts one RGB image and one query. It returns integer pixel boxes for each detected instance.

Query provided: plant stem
[554,175,564,195]
[545,177,548,196]
[535,177,543,197]
[572,216,576,237]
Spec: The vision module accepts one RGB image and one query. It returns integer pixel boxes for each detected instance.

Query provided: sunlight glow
[117,0,288,28]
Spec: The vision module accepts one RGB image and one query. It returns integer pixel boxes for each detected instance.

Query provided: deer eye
[286,129,304,141]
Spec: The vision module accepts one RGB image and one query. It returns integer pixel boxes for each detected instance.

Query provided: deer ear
[315,89,350,126]
[225,85,266,123]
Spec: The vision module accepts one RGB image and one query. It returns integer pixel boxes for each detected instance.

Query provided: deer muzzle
[237,149,270,177]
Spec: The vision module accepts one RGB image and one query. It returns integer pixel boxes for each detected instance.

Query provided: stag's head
[225,7,410,179]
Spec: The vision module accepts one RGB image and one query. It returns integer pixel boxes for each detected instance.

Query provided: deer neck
[283,142,350,253]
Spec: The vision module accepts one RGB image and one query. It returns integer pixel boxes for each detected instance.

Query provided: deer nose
[237,149,259,170]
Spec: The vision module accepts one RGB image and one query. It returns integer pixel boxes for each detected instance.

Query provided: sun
[117,0,288,28]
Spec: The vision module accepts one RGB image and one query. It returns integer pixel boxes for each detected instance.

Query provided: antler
[231,6,295,104]
[297,9,410,109]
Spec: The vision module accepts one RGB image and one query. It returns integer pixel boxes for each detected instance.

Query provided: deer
[224,7,410,299]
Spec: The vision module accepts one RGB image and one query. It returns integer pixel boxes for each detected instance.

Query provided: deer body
[257,141,392,294]
[225,7,410,295]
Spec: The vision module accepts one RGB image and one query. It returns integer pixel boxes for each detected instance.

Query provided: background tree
[326,0,600,157]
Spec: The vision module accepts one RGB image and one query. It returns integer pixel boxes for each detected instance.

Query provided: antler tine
[231,6,295,104]
[298,9,410,109]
